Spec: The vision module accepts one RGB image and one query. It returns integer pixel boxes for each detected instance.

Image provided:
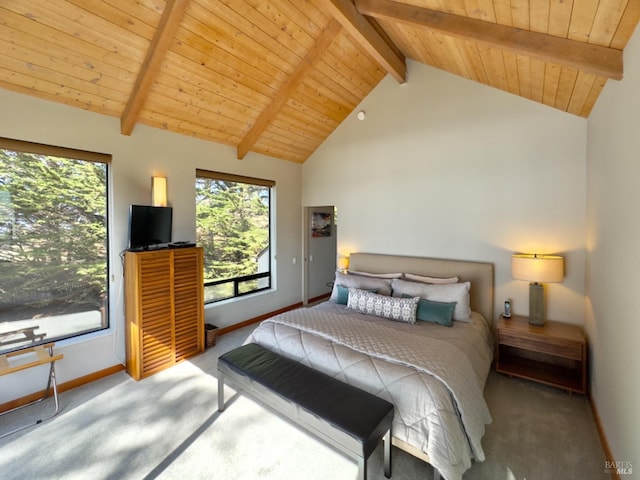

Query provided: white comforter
[245,302,494,480]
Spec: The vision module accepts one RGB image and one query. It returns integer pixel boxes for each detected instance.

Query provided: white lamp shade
[512,254,564,283]
[152,176,167,207]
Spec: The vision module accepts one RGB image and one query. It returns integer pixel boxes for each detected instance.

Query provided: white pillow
[348,270,403,279]
[348,288,419,324]
[404,272,459,284]
[391,278,472,322]
[330,271,392,302]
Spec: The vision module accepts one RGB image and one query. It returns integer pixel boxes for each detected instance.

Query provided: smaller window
[195,170,274,303]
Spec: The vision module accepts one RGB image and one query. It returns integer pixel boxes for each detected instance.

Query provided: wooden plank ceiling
[0,0,638,163]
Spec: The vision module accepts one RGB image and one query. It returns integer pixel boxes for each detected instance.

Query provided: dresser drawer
[499,331,583,360]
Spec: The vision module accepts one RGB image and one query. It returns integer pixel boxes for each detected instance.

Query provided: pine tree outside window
[0,138,110,353]
[195,169,273,303]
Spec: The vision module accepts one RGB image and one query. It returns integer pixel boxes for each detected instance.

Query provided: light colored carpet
[0,326,608,479]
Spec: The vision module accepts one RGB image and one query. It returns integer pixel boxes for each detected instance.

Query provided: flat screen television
[128,205,173,250]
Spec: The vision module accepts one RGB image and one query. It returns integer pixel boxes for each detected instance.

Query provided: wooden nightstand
[495,315,587,394]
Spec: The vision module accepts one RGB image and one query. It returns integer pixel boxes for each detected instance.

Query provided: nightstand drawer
[499,332,583,360]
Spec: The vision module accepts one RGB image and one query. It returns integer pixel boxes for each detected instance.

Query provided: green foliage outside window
[195,175,270,302]
[0,148,108,324]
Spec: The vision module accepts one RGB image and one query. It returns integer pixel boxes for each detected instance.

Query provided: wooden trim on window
[196,168,275,187]
[0,137,111,164]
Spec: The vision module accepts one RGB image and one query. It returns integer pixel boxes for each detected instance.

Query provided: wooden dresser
[124,247,204,380]
[495,314,587,394]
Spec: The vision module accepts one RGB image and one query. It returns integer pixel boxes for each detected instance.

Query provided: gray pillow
[403,273,459,284]
[330,271,392,302]
[348,288,419,324]
[348,270,403,279]
[391,278,471,322]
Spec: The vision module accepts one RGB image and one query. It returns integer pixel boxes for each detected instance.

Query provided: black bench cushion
[219,343,394,457]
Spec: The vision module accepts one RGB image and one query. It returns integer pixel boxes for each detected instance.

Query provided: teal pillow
[336,285,349,305]
[336,286,378,305]
[402,295,456,326]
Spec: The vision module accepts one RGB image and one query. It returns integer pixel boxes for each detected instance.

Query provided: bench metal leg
[0,354,61,439]
[383,429,392,478]
[357,428,392,480]
[218,372,225,412]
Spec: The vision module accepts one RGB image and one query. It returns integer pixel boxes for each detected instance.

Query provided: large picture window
[0,138,109,353]
[195,169,273,303]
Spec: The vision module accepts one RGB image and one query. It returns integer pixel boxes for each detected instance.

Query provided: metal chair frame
[0,343,63,439]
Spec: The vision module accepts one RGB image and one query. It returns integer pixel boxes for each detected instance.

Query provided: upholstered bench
[217,343,394,480]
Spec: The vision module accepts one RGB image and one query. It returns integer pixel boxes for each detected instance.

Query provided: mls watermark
[604,460,633,475]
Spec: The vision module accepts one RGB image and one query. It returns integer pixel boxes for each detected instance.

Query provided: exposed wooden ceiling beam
[237,19,343,160]
[356,0,624,81]
[365,14,405,61]
[323,0,406,83]
[121,0,191,135]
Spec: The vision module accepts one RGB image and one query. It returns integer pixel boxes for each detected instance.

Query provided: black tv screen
[128,205,173,250]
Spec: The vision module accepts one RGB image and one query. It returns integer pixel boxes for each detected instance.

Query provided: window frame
[195,169,274,304]
[0,137,111,353]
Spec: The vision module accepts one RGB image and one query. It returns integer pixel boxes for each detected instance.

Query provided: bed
[246,252,495,480]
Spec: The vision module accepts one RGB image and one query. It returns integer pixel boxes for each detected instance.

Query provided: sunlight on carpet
[162,394,357,479]
[0,325,607,480]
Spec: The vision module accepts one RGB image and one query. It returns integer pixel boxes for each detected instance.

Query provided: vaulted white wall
[587,25,640,469]
[0,90,302,402]
[303,60,588,326]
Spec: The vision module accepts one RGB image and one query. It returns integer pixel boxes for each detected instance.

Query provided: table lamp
[337,255,350,273]
[512,253,564,325]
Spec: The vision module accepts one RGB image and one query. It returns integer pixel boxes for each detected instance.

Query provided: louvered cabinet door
[173,248,204,361]
[139,252,175,377]
[124,248,204,380]
[125,251,174,379]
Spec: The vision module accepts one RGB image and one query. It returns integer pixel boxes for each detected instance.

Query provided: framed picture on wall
[311,212,331,237]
